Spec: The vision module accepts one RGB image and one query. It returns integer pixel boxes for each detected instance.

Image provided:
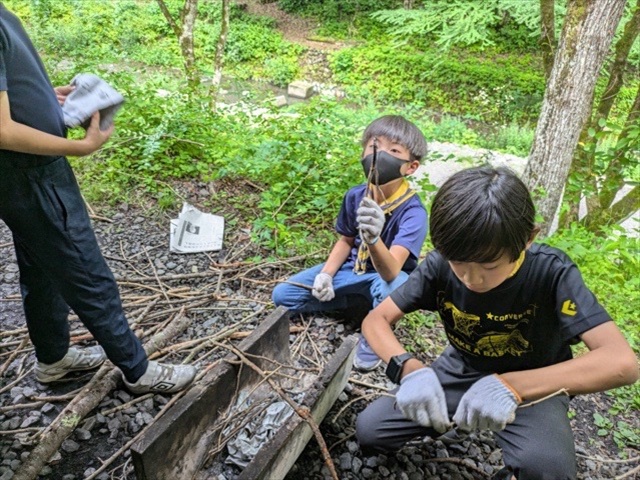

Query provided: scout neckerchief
[354,177,416,274]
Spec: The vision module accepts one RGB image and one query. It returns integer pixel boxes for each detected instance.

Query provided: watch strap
[386,352,414,384]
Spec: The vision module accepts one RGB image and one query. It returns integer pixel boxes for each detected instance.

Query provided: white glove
[453,374,521,432]
[312,272,335,302]
[356,197,385,245]
[395,367,451,433]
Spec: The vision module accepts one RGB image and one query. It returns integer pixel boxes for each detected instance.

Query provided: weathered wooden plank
[238,335,357,480]
[130,306,291,480]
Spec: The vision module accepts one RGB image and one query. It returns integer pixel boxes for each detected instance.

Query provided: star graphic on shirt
[486,312,494,320]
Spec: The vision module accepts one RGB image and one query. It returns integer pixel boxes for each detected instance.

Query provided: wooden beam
[238,335,357,480]
[130,306,291,480]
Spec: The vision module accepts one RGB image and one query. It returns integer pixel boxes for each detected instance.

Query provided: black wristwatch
[386,353,414,384]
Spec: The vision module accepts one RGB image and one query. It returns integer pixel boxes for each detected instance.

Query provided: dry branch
[214,341,340,480]
[13,312,194,480]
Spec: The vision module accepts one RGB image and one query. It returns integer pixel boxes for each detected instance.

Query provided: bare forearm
[361,298,425,378]
[502,323,639,401]
[320,237,352,276]
[0,92,111,157]
[368,241,402,281]
[503,345,638,401]
[0,120,93,157]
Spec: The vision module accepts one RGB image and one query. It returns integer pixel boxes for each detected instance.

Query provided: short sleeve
[390,251,441,313]
[390,204,428,259]
[335,186,363,238]
[554,262,611,341]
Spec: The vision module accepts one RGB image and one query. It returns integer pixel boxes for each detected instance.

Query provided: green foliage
[546,225,639,347]
[567,106,640,208]
[330,45,545,123]
[371,0,567,52]
[593,411,640,450]
[278,0,399,22]
[210,98,385,254]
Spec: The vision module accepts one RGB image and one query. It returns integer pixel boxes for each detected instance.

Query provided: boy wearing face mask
[272,115,428,370]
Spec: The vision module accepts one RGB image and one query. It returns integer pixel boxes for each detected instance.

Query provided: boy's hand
[312,272,335,302]
[80,111,114,155]
[54,85,75,106]
[396,367,451,433]
[357,197,385,245]
[453,374,521,432]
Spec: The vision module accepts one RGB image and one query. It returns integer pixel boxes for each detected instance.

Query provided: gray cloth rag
[62,73,124,130]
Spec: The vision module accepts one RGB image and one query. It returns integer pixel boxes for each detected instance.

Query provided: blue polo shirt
[336,183,428,273]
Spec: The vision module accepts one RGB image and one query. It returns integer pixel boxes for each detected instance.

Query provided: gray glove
[395,367,451,433]
[356,197,385,245]
[312,272,335,302]
[453,374,521,432]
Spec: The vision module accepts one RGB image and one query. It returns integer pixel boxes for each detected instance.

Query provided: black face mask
[361,150,409,185]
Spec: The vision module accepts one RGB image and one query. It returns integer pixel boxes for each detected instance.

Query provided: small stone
[273,95,288,107]
[61,439,80,453]
[39,466,52,476]
[339,452,352,470]
[361,468,375,479]
[435,448,449,458]
[487,449,502,463]
[352,456,363,474]
[287,81,314,99]
[75,428,92,441]
[19,415,40,429]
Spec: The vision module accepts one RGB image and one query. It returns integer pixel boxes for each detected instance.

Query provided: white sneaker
[123,361,196,394]
[35,346,107,383]
[352,337,382,371]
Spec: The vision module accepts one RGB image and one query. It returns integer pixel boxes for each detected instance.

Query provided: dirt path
[244,0,347,51]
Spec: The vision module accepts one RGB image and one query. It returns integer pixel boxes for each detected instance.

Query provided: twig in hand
[282,280,313,290]
[519,388,569,408]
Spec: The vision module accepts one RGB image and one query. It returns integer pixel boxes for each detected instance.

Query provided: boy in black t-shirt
[356,166,638,479]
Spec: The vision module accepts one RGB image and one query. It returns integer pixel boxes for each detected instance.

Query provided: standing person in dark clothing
[0,4,196,394]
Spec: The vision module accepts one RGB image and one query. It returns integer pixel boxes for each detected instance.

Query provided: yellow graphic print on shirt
[442,300,535,358]
[443,301,480,337]
[561,299,577,316]
[475,329,531,357]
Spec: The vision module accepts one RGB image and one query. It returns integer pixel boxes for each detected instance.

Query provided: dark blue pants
[0,156,147,382]
[356,347,577,480]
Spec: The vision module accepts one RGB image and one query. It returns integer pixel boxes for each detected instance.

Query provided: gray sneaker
[123,361,196,394]
[352,337,382,371]
[35,346,107,383]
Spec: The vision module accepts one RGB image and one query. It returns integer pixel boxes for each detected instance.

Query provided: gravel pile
[0,198,637,479]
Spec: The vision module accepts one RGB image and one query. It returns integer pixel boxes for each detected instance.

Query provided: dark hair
[361,115,428,162]
[430,166,536,263]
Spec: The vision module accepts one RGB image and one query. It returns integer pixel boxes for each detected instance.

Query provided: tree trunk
[156,0,200,88]
[539,0,556,81]
[522,0,627,236]
[179,0,200,88]
[560,0,640,228]
[210,0,231,110]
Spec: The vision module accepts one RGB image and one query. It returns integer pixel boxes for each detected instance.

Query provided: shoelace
[75,350,97,368]
[153,364,174,385]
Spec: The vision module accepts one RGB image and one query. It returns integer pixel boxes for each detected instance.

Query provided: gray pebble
[61,439,80,453]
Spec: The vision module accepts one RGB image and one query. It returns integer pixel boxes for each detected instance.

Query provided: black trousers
[356,347,577,480]
[0,156,147,382]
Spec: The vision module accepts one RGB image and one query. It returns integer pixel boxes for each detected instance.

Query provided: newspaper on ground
[170,203,224,253]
